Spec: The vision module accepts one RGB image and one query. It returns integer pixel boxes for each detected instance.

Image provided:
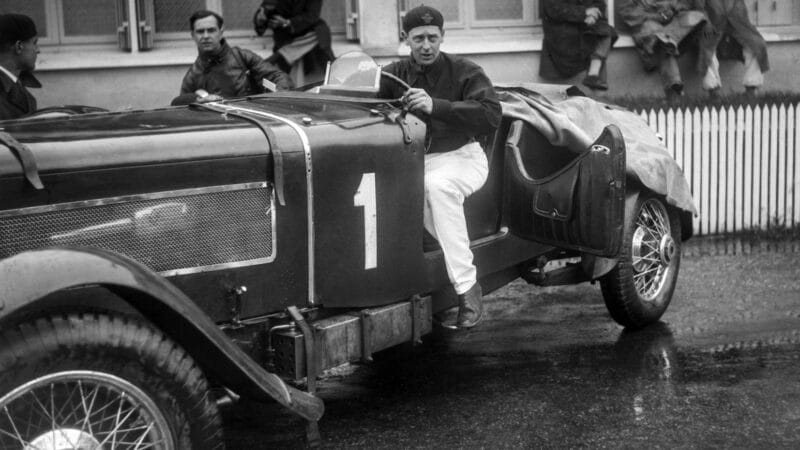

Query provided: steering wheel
[379,71,413,115]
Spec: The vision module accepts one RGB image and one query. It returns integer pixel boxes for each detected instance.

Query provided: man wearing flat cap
[379,5,502,329]
[0,13,40,120]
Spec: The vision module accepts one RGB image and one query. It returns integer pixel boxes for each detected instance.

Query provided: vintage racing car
[0,53,695,448]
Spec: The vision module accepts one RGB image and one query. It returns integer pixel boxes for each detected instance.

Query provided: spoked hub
[26,429,100,450]
[0,371,174,450]
[630,199,674,303]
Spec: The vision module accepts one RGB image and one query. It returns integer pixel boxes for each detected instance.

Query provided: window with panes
[150,0,347,40]
[0,0,347,45]
[399,0,538,31]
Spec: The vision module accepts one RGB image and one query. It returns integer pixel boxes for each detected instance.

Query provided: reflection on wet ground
[225,244,800,448]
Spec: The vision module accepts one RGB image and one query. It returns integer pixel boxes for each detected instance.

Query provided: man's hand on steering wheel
[402,88,433,115]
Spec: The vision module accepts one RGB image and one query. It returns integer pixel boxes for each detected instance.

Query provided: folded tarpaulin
[497,83,698,216]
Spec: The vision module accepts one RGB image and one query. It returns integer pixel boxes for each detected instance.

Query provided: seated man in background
[378,5,502,329]
[174,10,292,105]
[253,0,335,86]
[539,0,618,91]
[620,0,708,100]
[0,13,40,120]
[698,0,768,97]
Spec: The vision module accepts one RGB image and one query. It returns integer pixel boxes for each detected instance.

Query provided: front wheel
[0,313,223,449]
[600,194,682,329]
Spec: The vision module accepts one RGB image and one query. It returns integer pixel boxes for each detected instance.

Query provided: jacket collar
[406,52,445,86]
[198,39,230,68]
[0,69,40,93]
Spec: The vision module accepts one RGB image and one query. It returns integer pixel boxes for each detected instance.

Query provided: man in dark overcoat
[539,0,618,90]
[0,13,40,121]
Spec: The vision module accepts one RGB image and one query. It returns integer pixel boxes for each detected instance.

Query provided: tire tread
[0,312,224,449]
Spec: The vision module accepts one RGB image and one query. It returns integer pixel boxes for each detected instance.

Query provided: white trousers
[703,46,764,90]
[424,142,488,295]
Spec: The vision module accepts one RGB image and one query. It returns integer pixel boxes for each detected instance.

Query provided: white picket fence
[639,103,800,237]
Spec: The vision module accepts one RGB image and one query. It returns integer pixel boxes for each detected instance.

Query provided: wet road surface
[224,241,800,448]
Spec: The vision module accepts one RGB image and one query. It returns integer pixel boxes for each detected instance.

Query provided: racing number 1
[354,173,377,269]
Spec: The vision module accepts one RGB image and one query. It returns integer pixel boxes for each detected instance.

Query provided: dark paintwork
[0,88,638,424]
[0,95,432,317]
[0,90,632,316]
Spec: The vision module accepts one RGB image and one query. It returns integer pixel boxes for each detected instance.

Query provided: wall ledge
[36,38,362,72]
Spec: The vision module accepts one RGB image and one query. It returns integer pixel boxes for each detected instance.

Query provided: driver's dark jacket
[180,40,292,97]
[0,70,39,121]
[379,52,501,154]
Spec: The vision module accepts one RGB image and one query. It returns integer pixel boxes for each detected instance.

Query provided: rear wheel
[0,313,223,449]
[601,194,682,329]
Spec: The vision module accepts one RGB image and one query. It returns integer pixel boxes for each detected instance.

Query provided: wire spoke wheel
[0,371,172,450]
[601,194,682,329]
[631,199,675,303]
[0,314,223,450]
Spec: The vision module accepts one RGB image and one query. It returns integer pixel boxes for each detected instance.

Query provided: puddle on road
[224,247,800,448]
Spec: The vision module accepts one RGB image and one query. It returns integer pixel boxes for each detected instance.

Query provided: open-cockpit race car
[0,53,695,448]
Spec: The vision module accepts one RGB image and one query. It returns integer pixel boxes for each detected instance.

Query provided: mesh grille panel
[1,184,274,274]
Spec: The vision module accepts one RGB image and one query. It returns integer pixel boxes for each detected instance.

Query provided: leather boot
[456,283,483,329]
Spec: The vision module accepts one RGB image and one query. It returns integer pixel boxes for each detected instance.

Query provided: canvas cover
[497,83,698,216]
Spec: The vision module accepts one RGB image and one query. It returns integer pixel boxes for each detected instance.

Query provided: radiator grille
[0,183,275,275]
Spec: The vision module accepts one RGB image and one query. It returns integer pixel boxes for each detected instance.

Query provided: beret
[0,13,37,45]
[402,5,443,33]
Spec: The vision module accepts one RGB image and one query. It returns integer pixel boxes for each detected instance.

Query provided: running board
[521,262,590,286]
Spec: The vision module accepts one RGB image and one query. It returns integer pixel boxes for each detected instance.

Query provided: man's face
[17,36,38,72]
[191,15,223,55]
[404,25,442,66]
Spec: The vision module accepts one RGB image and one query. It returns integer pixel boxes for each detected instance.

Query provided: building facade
[2,0,800,110]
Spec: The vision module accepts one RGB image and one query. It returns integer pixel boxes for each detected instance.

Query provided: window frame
[57,0,118,44]
[151,0,348,42]
[1,0,118,46]
[398,0,538,34]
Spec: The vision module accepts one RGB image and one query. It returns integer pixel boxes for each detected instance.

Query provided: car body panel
[0,247,324,422]
[0,55,693,432]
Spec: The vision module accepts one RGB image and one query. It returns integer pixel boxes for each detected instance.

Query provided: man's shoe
[456,283,483,329]
[582,74,608,91]
[433,307,459,330]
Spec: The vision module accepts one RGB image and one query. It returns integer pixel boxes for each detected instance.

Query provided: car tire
[600,194,682,329]
[0,312,223,449]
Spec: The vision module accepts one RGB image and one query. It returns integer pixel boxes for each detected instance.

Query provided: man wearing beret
[379,5,502,329]
[0,13,40,121]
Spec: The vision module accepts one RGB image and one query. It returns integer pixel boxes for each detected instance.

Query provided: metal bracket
[286,306,322,447]
[360,310,374,362]
[226,286,247,328]
[410,295,424,345]
[386,111,413,145]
